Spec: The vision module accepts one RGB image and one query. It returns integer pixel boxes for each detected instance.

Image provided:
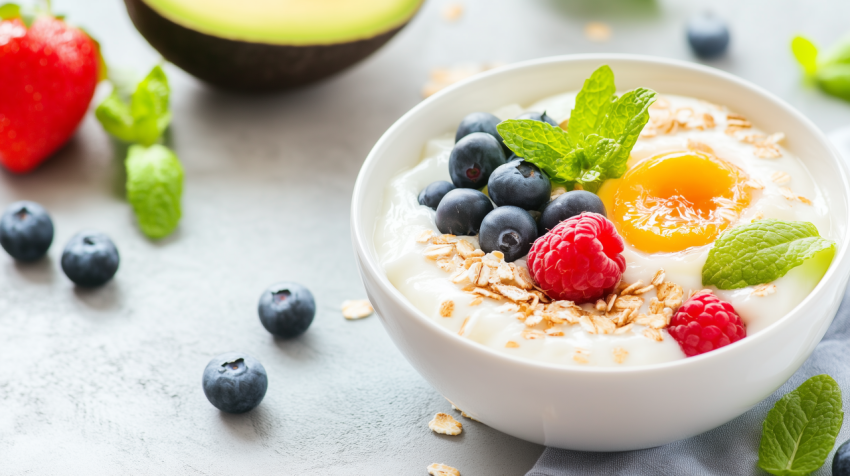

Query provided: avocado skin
[124,0,419,92]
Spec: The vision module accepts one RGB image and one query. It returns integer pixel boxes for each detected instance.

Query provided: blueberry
[202,352,268,414]
[488,160,551,210]
[479,206,538,262]
[539,191,607,234]
[418,181,456,210]
[258,282,316,338]
[517,111,559,127]
[449,132,507,189]
[435,188,494,236]
[0,201,54,262]
[686,13,730,59]
[60,231,119,287]
[455,112,509,154]
[835,439,850,476]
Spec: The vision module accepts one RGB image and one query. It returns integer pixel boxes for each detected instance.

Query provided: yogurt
[374,93,834,367]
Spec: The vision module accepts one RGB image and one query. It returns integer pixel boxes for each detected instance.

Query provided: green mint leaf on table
[816,63,850,101]
[792,35,850,101]
[758,375,843,476]
[95,65,171,145]
[701,219,835,290]
[496,65,655,193]
[791,36,818,76]
[126,144,183,239]
[131,65,171,146]
[0,3,21,20]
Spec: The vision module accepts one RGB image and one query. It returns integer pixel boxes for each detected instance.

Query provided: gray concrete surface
[1,0,849,474]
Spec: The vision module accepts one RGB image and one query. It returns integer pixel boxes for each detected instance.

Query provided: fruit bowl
[350,54,850,451]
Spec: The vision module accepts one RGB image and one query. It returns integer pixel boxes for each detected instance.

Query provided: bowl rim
[351,53,850,375]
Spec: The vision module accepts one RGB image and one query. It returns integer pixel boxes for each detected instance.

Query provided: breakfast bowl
[350,54,850,451]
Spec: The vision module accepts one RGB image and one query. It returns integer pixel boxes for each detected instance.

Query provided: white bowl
[350,54,850,451]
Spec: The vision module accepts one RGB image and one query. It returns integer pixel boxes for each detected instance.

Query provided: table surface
[2,0,850,474]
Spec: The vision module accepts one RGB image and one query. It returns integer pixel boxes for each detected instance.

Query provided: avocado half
[124,0,423,91]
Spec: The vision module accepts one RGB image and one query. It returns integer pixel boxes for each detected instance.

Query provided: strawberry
[0,10,101,173]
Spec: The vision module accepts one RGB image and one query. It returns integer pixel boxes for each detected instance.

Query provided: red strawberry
[0,14,100,173]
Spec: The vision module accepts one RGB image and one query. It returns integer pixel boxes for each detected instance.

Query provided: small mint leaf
[126,144,183,239]
[95,89,136,142]
[820,33,850,66]
[567,65,616,145]
[577,88,655,191]
[758,375,843,476]
[130,65,171,146]
[575,134,621,193]
[702,219,835,289]
[791,36,819,76]
[497,119,580,182]
[816,63,850,102]
[0,3,20,20]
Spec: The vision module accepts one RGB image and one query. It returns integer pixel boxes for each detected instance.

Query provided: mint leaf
[0,3,20,20]
[791,36,819,76]
[497,119,580,182]
[702,219,835,290]
[583,87,655,191]
[567,65,616,146]
[126,144,183,239]
[817,63,850,101]
[758,375,843,476]
[131,65,171,146]
[95,90,137,142]
[820,34,850,67]
[95,65,171,145]
[496,65,655,193]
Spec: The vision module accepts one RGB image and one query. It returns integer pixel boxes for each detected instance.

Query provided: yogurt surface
[374,92,834,367]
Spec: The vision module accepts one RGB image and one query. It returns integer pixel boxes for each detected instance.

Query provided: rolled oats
[342,300,374,320]
[752,283,776,297]
[428,463,460,476]
[613,347,628,364]
[439,300,454,318]
[429,413,463,436]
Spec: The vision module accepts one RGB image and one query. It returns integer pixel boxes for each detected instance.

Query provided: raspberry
[526,212,626,303]
[668,292,746,357]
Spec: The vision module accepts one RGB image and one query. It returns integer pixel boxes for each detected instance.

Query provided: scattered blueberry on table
[488,159,551,210]
[479,205,538,262]
[0,201,54,262]
[539,190,607,235]
[60,231,120,287]
[258,282,316,338]
[449,132,507,189]
[686,12,730,59]
[516,110,559,127]
[418,181,456,210]
[435,188,494,236]
[202,352,268,414]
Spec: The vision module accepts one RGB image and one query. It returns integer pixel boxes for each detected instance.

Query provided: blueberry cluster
[0,200,319,415]
[0,201,120,287]
[418,112,607,262]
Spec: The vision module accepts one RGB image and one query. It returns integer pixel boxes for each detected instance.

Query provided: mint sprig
[126,144,183,239]
[496,65,656,193]
[96,65,183,239]
[701,219,835,290]
[96,65,171,146]
[758,375,843,476]
[792,34,850,102]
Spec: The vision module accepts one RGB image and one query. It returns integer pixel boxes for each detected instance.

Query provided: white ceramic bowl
[350,54,850,451]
